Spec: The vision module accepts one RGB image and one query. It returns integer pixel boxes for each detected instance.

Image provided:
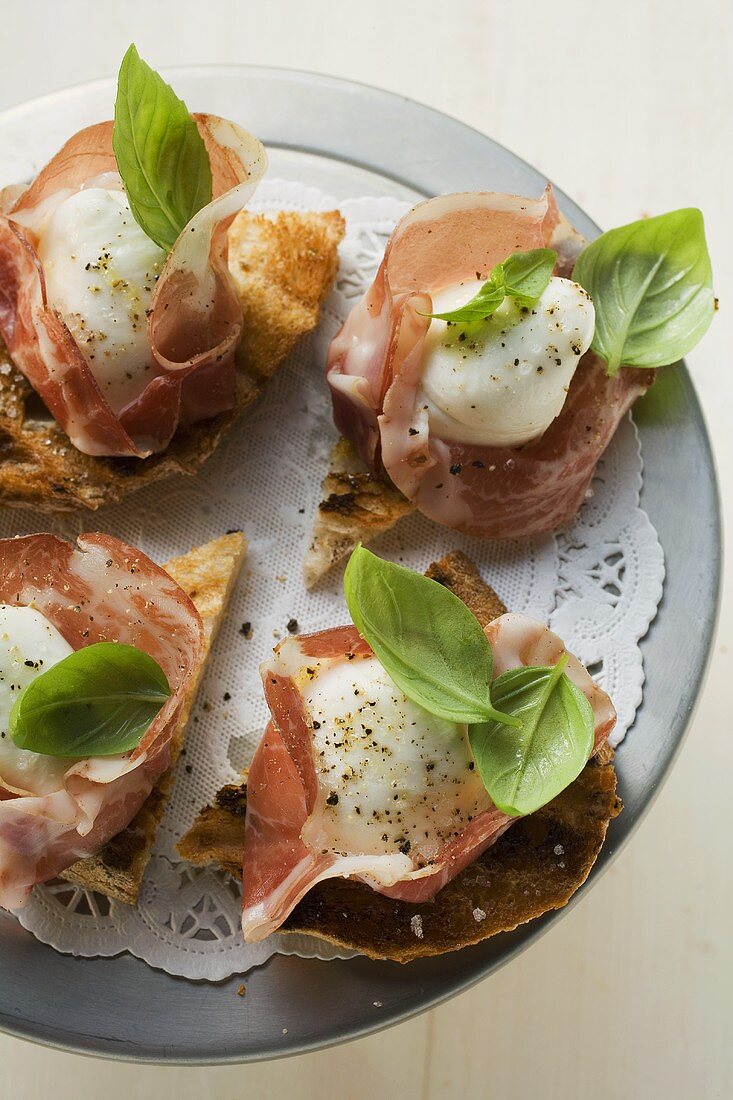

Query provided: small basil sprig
[343,545,518,727]
[469,654,595,816]
[9,642,171,758]
[113,44,213,251]
[573,208,714,376]
[424,247,557,323]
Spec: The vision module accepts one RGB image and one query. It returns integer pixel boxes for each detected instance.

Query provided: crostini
[0,46,344,511]
[306,191,713,584]
[0,529,245,908]
[179,548,620,961]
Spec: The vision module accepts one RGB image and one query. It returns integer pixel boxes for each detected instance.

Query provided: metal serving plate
[0,67,721,1063]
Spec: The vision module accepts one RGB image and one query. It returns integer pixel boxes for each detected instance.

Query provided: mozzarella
[297,656,490,863]
[418,276,595,447]
[36,188,166,413]
[0,605,74,795]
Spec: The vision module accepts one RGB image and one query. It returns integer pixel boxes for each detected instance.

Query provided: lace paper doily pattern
[9,181,664,979]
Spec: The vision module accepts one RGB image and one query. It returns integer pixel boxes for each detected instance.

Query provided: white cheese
[36,188,166,413]
[297,656,490,864]
[0,605,74,795]
[418,276,595,447]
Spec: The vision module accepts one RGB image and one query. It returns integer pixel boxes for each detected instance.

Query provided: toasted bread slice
[59,530,247,905]
[177,782,248,880]
[304,437,414,587]
[0,209,344,512]
[230,209,344,391]
[178,550,620,961]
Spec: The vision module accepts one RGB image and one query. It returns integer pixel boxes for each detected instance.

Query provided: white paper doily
[6,180,664,980]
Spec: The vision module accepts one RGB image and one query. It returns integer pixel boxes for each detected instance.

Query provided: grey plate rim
[0,65,722,1065]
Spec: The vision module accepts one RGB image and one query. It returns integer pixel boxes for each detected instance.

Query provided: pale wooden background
[0,1,730,1096]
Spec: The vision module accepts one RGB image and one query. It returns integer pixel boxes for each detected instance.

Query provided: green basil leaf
[424,278,506,323]
[492,247,557,308]
[421,247,556,323]
[572,208,714,375]
[9,642,171,758]
[343,545,518,727]
[469,654,594,816]
[113,44,213,251]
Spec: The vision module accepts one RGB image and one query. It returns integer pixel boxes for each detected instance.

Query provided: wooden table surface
[0,1,730,1096]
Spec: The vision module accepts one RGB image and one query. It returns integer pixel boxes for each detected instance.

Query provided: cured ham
[327,187,653,539]
[241,615,614,942]
[0,116,266,457]
[0,533,203,908]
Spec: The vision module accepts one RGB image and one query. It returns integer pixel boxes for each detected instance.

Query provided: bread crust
[60,530,247,904]
[0,209,344,512]
[304,437,413,587]
[178,550,620,960]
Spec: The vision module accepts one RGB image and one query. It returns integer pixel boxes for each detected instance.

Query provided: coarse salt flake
[473,908,487,922]
[554,844,565,856]
[410,914,424,939]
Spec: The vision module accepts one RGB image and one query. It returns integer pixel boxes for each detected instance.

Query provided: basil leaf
[343,546,518,727]
[572,208,714,375]
[492,248,557,308]
[9,642,171,758]
[422,248,556,323]
[426,279,505,323]
[113,44,213,251]
[469,654,595,816]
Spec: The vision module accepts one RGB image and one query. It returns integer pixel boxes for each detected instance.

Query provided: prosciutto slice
[0,533,203,908]
[0,115,266,457]
[327,188,653,538]
[241,616,615,942]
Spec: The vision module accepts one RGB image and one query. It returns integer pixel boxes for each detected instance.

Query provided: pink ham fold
[0,115,266,457]
[241,616,615,942]
[327,187,653,538]
[0,533,203,908]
